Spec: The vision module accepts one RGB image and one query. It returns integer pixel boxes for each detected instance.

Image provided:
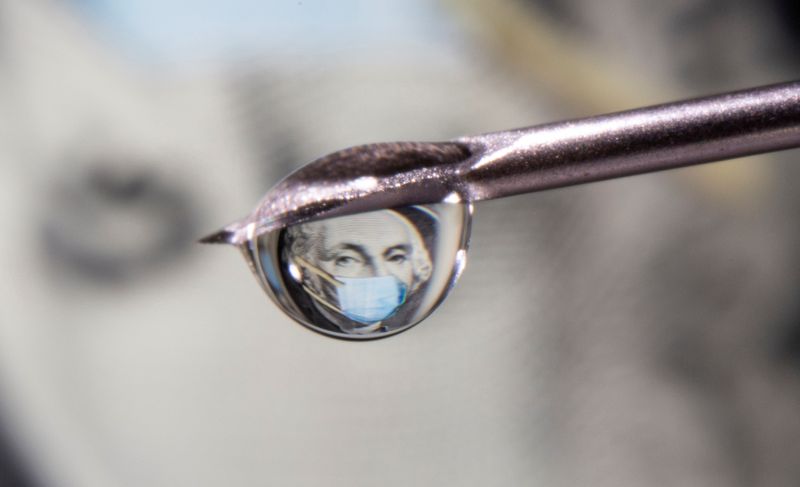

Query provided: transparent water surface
[248,202,471,339]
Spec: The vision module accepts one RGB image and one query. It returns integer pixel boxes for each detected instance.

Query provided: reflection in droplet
[244,202,472,339]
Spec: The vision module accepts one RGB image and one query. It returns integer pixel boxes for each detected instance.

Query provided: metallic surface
[204,81,800,245]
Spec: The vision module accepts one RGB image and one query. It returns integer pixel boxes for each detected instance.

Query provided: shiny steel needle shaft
[204,80,800,245]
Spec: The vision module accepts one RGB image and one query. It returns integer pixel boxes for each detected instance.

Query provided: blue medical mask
[335,275,407,324]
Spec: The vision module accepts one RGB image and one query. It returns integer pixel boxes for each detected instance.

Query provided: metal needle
[204,80,800,245]
[458,80,800,201]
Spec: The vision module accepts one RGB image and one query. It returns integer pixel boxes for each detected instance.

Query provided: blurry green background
[1,1,799,486]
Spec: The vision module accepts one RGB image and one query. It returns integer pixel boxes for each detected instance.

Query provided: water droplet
[246,202,472,339]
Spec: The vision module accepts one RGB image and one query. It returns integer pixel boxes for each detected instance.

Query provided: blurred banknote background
[1,0,800,485]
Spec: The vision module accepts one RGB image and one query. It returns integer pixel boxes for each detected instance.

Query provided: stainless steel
[458,80,800,201]
[203,80,800,245]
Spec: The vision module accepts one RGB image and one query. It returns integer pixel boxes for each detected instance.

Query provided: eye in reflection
[249,203,471,339]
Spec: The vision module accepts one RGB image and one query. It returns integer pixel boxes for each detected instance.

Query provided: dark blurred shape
[524,0,582,31]
[42,163,198,284]
[777,317,800,370]
[0,423,33,487]
[775,0,800,46]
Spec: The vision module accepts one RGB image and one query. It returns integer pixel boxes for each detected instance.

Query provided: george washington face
[283,209,432,333]
[316,211,417,288]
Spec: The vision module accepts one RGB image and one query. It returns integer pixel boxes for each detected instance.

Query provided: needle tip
[198,229,234,244]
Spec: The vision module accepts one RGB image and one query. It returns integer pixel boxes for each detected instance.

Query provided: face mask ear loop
[300,284,347,314]
[292,255,343,285]
[291,255,346,314]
